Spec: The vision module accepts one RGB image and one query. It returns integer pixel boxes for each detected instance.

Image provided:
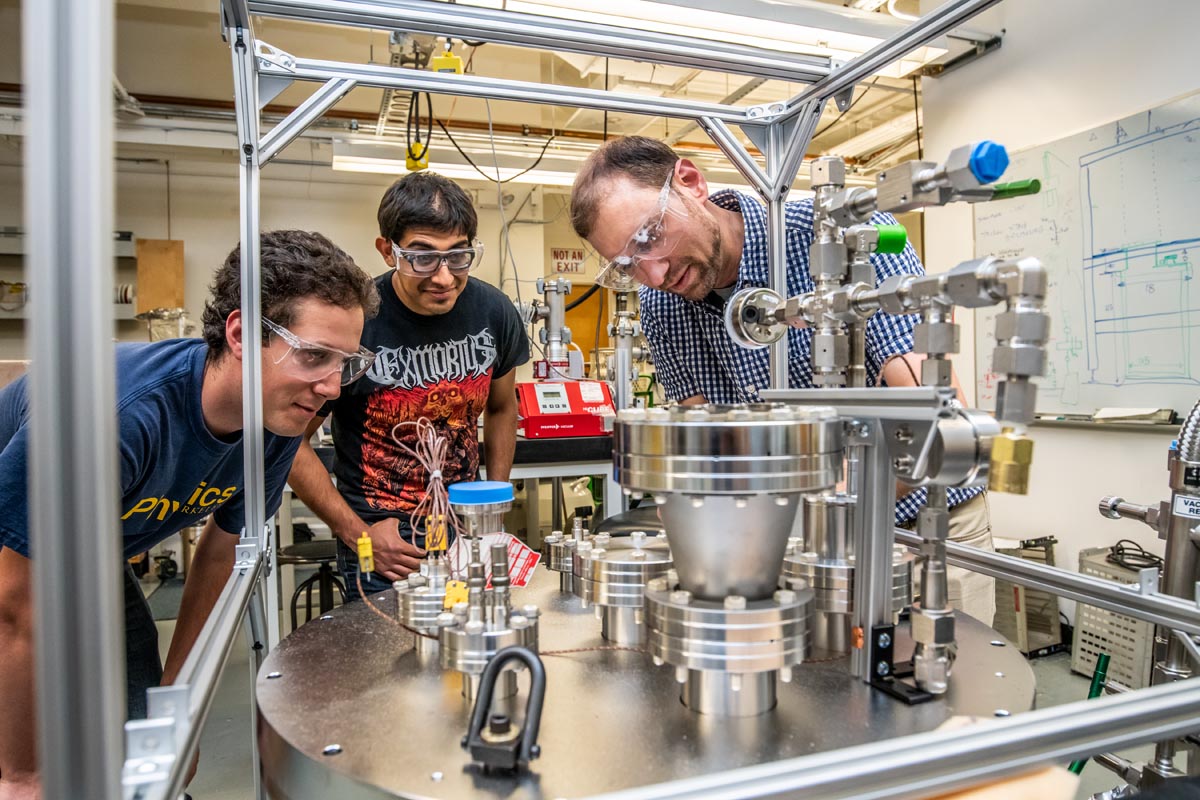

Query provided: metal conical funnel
[614,404,843,601]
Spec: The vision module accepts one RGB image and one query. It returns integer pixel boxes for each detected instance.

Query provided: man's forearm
[288,441,363,546]
[483,407,518,483]
[161,520,236,686]
[0,549,38,786]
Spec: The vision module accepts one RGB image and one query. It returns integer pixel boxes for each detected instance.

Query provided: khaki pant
[909,492,996,626]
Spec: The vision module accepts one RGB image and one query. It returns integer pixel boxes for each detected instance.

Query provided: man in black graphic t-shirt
[288,173,529,597]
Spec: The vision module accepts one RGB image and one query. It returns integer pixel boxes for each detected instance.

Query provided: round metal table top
[257,567,1035,800]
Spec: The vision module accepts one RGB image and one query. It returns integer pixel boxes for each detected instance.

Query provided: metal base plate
[258,568,1034,800]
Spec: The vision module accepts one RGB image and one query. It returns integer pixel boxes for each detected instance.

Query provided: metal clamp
[869,623,935,705]
[121,684,190,798]
[235,535,261,571]
[254,40,297,72]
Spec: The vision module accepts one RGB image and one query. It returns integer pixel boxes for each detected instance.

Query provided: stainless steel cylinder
[803,493,854,560]
[574,533,672,645]
[452,501,511,538]
[614,404,842,601]
[683,669,776,717]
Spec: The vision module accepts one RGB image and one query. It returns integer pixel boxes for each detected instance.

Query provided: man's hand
[0,775,40,800]
[361,518,424,580]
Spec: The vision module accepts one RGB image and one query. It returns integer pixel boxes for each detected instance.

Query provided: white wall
[0,156,574,380]
[921,0,1198,598]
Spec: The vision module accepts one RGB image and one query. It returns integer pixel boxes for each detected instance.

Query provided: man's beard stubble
[677,221,725,302]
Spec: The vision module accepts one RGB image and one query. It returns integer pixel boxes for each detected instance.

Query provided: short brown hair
[570,136,677,240]
[201,230,380,360]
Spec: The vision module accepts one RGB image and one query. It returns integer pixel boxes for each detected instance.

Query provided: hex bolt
[670,590,692,605]
[774,589,798,605]
[675,666,688,684]
[652,655,664,666]
[780,666,794,683]
[730,674,743,693]
[724,595,747,610]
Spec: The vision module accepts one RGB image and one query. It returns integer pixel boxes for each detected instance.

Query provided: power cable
[1106,539,1163,572]
[406,91,433,165]
[434,117,557,184]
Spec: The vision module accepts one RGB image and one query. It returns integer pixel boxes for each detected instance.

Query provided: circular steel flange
[613,403,843,496]
[643,576,812,674]
[781,546,915,614]
[438,612,540,675]
[724,286,785,349]
[573,536,673,609]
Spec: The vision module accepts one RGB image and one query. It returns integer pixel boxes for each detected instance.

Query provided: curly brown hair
[201,230,380,360]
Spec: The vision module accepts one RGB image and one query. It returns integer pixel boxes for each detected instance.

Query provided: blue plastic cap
[968,140,1009,184]
[448,480,514,505]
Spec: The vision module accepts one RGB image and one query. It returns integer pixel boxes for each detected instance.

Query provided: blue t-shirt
[0,339,301,560]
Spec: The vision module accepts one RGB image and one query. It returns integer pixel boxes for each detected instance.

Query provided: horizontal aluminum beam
[246,0,832,85]
[895,530,1200,637]
[786,0,1003,114]
[588,678,1200,800]
[262,56,758,125]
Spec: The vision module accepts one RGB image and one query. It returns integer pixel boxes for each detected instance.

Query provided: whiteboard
[973,92,1200,417]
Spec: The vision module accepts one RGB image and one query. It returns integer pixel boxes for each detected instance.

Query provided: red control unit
[516,380,615,438]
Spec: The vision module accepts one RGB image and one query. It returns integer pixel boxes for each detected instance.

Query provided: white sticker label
[579,381,606,403]
[1175,495,1200,519]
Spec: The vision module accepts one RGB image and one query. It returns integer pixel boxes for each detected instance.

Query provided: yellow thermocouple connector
[356,532,374,575]
[425,514,448,552]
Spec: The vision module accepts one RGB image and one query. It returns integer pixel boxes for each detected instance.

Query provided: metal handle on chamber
[462,645,546,773]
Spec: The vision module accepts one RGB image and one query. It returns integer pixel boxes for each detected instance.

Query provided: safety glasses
[594,170,689,291]
[262,318,376,386]
[391,239,485,277]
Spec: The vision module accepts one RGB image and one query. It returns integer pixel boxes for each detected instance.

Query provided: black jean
[123,564,164,720]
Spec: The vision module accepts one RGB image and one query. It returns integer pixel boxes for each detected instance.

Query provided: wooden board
[135,238,185,314]
[563,284,609,377]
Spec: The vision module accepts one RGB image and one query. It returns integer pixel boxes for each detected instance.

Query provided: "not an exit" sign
[551,246,585,274]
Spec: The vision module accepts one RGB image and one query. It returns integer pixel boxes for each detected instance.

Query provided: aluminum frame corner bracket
[236,536,262,570]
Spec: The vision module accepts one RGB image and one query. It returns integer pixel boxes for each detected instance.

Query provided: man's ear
[225,309,244,361]
[375,236,394,267]
[673,158,710,201]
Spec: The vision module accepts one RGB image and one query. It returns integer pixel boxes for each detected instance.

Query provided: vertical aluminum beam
[761,122,793,391]
[230,26,270,800]
[229,26,267,555]
[24,0,124,797]
[848,425,895,679]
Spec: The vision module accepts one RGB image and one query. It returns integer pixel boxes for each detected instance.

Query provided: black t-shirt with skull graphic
[324,272,529,532]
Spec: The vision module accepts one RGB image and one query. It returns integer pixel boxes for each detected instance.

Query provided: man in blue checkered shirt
[570,136,994,624]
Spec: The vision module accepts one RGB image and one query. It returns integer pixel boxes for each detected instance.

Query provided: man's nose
[636,257,671,289]
[427,261,455,287]
[314,369,341,400]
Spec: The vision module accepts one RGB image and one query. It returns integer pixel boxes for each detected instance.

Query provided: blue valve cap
[969,141,1009,184]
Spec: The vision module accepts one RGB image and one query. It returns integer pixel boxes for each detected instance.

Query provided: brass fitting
[989,427,1035,494]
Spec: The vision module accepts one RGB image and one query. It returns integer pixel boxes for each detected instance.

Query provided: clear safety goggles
[391,239,485,277]
[594,171,689,291]
[263,318,376,385]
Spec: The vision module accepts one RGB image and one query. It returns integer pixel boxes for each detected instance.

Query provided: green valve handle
[874,223,907,254]
[990,179,1041,200]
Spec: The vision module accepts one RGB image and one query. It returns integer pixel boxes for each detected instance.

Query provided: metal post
[245,587,268,800]
[24,0,124,797]
[848,423,895,679]
[763,122,790,391]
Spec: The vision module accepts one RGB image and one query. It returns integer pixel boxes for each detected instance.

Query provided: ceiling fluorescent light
[461,0,945,76]
[331,139,579,186]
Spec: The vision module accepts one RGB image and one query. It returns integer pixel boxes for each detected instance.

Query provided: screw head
[266,671,282,679]
[878,632,892,649]
[875,660,890,677]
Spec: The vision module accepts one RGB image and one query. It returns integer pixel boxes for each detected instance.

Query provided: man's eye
[296,348,335,368]
[410,254,441,269]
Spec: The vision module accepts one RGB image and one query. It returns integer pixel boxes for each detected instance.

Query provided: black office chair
[277,539,346,628]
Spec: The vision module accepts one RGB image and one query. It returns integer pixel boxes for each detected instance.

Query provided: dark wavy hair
[570,136,678,239]
[201,230,380,360]
[378,171,478,243]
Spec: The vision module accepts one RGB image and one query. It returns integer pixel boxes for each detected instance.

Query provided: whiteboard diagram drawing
[974,92,1200,416]
[1081,117,1199,389]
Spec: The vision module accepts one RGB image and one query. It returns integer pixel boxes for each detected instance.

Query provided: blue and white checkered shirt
[639,189,983,526]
